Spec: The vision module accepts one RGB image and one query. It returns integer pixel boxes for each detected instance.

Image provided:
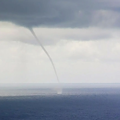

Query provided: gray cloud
[0,0,120,28]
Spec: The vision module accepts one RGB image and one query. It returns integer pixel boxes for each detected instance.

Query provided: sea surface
[0,88,120,120]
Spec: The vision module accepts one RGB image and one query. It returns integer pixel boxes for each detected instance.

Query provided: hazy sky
[0,0,120,83]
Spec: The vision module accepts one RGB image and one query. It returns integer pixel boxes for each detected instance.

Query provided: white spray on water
[29,28,62,94]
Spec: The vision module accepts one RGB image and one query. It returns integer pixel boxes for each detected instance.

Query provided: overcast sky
[0,0,120,83]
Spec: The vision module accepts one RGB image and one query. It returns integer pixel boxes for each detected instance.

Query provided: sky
[0,0,120,83]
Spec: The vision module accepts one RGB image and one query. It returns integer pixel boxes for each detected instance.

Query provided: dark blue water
[0,89,120,120]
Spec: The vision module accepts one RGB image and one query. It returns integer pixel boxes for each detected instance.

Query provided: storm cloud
[0,0,120,28]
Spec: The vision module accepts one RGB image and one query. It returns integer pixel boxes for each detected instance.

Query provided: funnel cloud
[29,28,59,82]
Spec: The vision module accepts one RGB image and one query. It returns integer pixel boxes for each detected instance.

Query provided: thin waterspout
[29,28,59,83]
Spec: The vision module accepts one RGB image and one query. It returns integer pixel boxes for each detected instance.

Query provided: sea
[0,84,120,120]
